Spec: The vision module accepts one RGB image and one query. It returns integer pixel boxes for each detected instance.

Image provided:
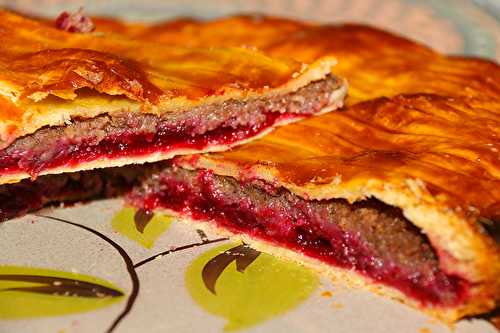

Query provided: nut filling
[0,76,342,178]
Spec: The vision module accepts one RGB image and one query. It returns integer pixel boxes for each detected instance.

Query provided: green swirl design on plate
[111,207,173,249]
[0,266,124,319]
[186,243,319,331]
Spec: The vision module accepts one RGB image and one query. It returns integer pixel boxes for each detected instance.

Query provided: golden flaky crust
[0,11,340,148]
[106,14,500,320]
[92,14,500,105]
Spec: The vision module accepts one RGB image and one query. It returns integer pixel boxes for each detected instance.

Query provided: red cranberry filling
[0,112,294,177]
[127,167,469,306]
[1,76,342,178]
[55,8,95,33]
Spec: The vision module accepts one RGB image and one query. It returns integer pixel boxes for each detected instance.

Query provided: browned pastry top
[0,11,336,147]
[92,14,500,105]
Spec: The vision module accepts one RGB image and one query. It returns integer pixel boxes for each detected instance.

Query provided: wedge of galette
[127,94,500,322]
[0,10,346,185]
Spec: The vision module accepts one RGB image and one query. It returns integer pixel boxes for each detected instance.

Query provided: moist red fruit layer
[0,76,342,178]
[127,166,469,307]
[0,112,294,177]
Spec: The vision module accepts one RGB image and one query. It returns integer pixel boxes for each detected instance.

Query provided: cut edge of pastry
[0,118,278,185]
[0,101,343,185]
[1,56,340,145]
[0,66,347,185]
[146,208,488,323]
[173,156,500,321]
[150,202,494,325]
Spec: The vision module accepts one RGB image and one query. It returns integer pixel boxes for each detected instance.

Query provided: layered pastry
[94,14,499,320]
[2,12,498,323]
[0,10,346,185]
[127,93,500,322]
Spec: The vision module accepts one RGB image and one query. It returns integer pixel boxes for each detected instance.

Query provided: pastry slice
[0,10,346,185]
[127,94,500,322]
